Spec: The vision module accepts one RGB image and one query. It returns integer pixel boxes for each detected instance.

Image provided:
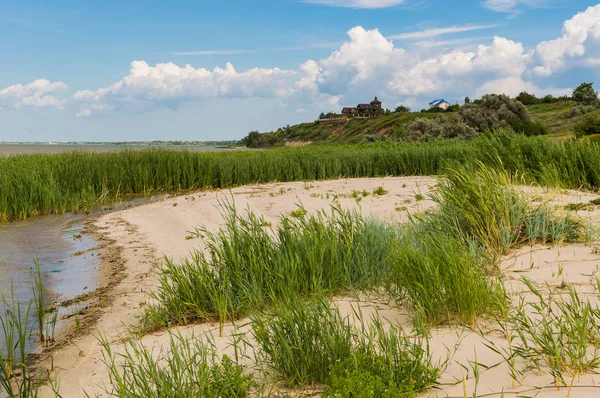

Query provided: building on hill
[429,99,451,110]
[342,107,357,116]
[341,97,383,117]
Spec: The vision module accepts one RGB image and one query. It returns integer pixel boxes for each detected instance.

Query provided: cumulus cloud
[303,0,405,8]
[0,79,67,109]
[533,4,600,76]
[66,4,600,117]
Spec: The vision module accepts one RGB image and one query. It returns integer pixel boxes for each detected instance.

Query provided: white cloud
[389,24,498,40]
[303,0,405,9]
[67,4,600,117]
[533,4,600,76]
[482,0,544,13]
[72,59,339,116]
[0,79,67,109]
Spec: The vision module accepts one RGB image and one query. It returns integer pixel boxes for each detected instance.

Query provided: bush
[567,103,599,119]
[515,91,539,105]
[404,114,476,142]
[460,94,531,133]
[510,119,548,136]
[574,115,600,138]
[252,298,440,391]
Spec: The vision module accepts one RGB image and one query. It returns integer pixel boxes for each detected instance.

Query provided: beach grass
[94,332,253,398]
[142,202,395,333]
[2,130,599,222]
[251,297,440,394]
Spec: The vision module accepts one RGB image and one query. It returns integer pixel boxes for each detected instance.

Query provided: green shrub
[510,119,548,136]
[566,103,598,119]
[460,94,531,133]
[574,115,600,138]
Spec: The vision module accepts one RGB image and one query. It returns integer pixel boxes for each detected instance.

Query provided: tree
[572,82,598,104]
[395,105,410,113]
[515,91,538,105]
[464,97,471,104]
[319,112,327,120]
[241,130,262,148]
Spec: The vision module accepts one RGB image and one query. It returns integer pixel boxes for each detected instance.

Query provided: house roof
[357,104,375,110]
[371,96,381,104]
[428,99,446,106]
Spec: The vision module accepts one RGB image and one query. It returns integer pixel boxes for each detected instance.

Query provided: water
[0,213,101,354]
[0,144,231,156]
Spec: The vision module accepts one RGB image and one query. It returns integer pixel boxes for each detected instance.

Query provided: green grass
[95,332,253,398]
[486,279,600,393]
[251,297,440,394]
[528,100,600,138]
[2,130,600,222]
[142,203,395,333]
[144,163,589,334]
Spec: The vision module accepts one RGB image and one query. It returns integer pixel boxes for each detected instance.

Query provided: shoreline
[31,177,600,397]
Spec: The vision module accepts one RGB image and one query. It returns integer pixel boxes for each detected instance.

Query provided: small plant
[289,207,308,218]
[172,202,178,207]
[372,186,388,196]
[414,193,424,201]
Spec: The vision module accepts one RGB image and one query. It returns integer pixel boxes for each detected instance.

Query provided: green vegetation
[252,298,439,394]
[240,84,600,145]
[132,162,591,394]
[2,130,600,222]
[486,279,600,393]
[97,332,254,397]
[142,203,395,333]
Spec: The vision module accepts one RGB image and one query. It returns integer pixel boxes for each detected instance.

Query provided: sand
[35,177,600,397]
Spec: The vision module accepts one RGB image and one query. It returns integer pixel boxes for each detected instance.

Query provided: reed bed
[2,131,599,221]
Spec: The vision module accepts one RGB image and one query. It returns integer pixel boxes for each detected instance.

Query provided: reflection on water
[0,214,101,353]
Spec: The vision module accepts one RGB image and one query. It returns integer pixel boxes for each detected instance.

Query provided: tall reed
[3,130,599,222]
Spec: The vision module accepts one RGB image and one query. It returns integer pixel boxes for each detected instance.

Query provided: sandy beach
[35,176,600,397]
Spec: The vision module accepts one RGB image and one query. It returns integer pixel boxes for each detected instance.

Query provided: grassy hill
[256,100,600,145]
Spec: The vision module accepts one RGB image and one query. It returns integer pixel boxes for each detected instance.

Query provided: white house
[428,99,452,110]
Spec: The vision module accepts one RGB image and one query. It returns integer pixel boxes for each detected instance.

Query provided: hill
[246,100,600,146]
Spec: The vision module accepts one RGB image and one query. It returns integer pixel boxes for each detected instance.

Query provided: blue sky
[1,0,599,142]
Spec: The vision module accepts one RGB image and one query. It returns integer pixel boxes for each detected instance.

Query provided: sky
[1,0,600,142]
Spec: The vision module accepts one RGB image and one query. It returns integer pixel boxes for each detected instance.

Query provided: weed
[372,186,388,196]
